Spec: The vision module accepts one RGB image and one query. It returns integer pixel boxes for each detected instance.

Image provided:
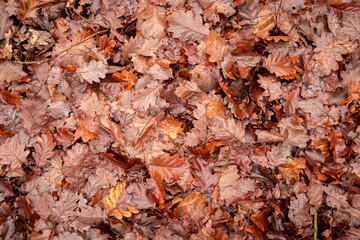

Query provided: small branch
[313,211,318,240]
[14,29,109,65]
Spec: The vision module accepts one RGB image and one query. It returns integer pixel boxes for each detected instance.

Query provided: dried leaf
[264,52,298,78]
[76,59,107,84]
[201,30,228,63]
[279,158,307,181]
[103,182,139,220]
[136,2,166,39]
[146,153,187,183]
[33,133,56,167]
[0,135,29,170]
[0,61,27,84]
[167,10,209,42]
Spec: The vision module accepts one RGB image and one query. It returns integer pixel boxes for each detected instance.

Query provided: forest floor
[0,0,360,239]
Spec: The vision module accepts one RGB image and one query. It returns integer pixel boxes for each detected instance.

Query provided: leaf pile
[1,0,360,239]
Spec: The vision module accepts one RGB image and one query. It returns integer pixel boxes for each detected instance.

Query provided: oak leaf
[33,133,56,167]
[312,32,356,76]
[264,52,298,78]
[146,153,187,183]
[103,182,139,220]
[279,157,307,181]
[0,61,27,85]
[74,117,100,142]
[201,30,228,63]
[0,135,29,170]
[76,59,107,84]
[136,2,166,39]
[253,5,275,39]
[18,97,48,136]
[159,117,184,140]
[288,193,312,228]
[167,10,209,42]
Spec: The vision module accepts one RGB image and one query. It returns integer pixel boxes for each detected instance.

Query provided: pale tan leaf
[76,59,108,84]
[253,5,275,39]
[136,2,166,39]
[0,61,27,85]
[0,135,29,170]
[167,10,209,42]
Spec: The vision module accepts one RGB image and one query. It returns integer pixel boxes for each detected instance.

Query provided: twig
[14,29,109,65]
[313,211,318,240]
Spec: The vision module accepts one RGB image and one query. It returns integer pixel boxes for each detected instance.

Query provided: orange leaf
[202,30,228,63]
[160,117,184,140]
[206,101,225,118]
[103,182,139,220]
[280,158,307,181]
[112,70,137,82]
[179,192,205,208]
[156,58,173,68]
[74,117,100,142]
[205,140,228,154]
[246,225,264,240]
[0,89,22,106]
[146,153,187,183]
[250,209,271,232]
[264,52,298,78]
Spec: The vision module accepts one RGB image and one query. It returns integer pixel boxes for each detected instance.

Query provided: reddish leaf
[264,52,298,78]
[250,208,271,232]
[33,132,56,167]
[146,153,187,183]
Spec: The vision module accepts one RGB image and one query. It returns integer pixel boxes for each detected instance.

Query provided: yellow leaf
[103,182,139,220]
[161,117,184,140]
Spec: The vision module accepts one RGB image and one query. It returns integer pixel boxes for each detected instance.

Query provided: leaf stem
[313,211,318,240]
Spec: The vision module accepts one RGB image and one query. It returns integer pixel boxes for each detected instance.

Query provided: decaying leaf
[264,53,298,78]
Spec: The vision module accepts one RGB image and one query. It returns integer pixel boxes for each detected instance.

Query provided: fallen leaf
[279,158,307,181]
[167,10,209,42]
[146,153,187,183]
[201,30,228,63]
[103,182,139,220]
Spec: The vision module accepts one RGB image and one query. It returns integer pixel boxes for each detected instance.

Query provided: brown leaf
[146,153,187,183]
[264,52,298,78]
[202,30,228,63]
[0,61,28,85]
[136,2,166,39]
[279,158,307,181]
[0,135,29,170]
[74,117,100,142]
[250,209,271,232]
[283,88,300,116]
[33,133,56,167]
[167,10,209,42]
